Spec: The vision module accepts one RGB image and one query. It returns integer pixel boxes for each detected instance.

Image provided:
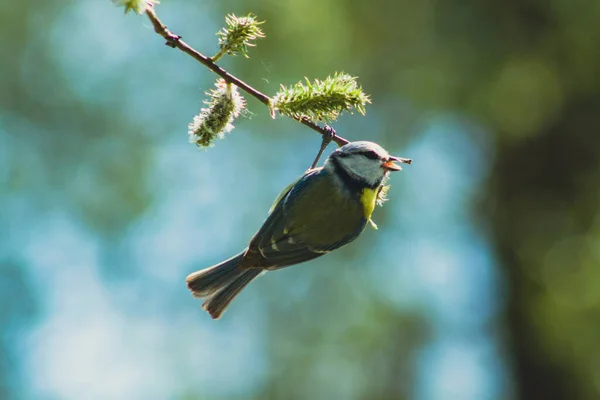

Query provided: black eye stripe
[335,149,381,160]
[363,150,380,160]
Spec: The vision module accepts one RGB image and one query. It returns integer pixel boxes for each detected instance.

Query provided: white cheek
[341,157,385,183]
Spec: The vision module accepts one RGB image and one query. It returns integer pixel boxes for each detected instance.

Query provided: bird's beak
[382,156,406,171]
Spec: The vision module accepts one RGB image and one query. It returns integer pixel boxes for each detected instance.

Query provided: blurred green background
[1,0,600,399]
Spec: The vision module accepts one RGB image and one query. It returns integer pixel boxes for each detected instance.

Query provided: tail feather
[186,251,246,297]
[186,249,263,319]
[202,269,263,319]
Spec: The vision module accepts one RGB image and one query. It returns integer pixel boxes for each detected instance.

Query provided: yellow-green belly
[360,188,378,219]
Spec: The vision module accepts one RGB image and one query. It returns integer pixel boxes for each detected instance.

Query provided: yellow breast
[360,188,378,219]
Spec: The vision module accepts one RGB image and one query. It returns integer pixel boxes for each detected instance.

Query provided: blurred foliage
[488,98,600,399]
[1,0,600,399]
[0,260,39,399]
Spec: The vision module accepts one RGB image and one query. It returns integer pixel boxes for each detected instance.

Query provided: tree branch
[144,6,350,147]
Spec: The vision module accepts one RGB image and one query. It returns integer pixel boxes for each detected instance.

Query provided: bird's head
[325,141,405,188]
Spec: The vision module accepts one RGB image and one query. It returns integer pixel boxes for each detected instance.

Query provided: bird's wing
[267,172,308,214]
[242,169,324,269]
[242,168,366,270]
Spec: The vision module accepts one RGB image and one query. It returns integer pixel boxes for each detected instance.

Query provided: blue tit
[186,141,405,319]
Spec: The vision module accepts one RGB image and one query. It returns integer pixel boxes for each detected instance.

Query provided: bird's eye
[363,151,380,160]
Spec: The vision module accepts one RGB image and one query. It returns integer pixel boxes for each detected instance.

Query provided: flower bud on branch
[213,14,265,61]
[112,0,158,15]
[188,79,246,148]
[271,73,371,123]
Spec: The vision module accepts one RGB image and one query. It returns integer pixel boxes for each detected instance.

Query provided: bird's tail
[186,250,262,319]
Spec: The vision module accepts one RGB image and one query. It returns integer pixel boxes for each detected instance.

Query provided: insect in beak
[381,156,403,171]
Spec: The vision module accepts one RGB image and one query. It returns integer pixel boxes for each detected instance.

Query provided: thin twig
[310,126,335,169]
[144,6,349,148]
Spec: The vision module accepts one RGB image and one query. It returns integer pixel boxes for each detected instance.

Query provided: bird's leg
[309,126,336,170]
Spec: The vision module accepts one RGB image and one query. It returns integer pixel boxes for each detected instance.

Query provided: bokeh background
[2,0,600,399]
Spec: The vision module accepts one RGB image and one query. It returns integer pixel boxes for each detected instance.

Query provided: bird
[186,141,406,319]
